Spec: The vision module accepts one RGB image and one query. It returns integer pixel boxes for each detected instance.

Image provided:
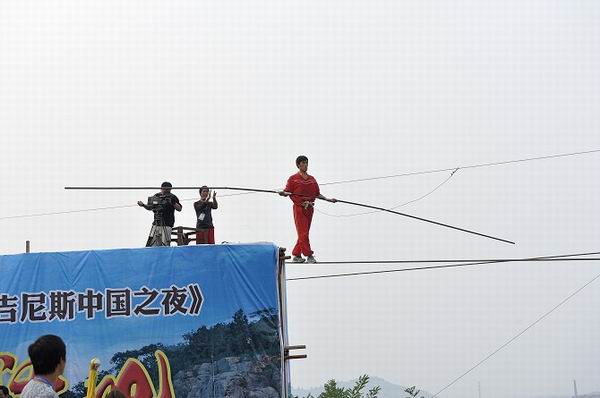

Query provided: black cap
[161,182,172,188]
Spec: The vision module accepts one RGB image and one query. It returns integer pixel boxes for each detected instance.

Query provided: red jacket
[285,173,320,206]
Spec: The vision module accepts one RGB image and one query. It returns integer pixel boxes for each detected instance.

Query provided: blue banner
[0,244,286,398]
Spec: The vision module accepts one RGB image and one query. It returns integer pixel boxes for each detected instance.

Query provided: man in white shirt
[21,335,66,398]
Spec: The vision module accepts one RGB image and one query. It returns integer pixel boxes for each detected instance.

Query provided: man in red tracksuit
[280,155,337,263]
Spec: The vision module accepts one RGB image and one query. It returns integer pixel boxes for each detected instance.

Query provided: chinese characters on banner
[0,284,203,323]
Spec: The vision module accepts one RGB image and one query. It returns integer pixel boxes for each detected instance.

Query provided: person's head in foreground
[28,334,67,378]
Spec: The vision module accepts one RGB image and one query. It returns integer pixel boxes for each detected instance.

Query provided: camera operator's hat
[161,181,173,188]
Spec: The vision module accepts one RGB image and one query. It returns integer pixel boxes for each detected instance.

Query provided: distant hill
[294,379,600,398]
[292,376,434,398]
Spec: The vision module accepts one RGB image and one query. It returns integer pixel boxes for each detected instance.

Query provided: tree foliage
[299,375,381,398]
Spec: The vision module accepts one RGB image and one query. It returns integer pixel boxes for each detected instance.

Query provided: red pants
[292,205,314,257]
[196,228,215,244]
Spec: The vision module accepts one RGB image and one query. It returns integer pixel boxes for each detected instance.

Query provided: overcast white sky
[1,1,599,397]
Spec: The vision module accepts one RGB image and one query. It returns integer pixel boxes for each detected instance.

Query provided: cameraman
[137,181,182,247]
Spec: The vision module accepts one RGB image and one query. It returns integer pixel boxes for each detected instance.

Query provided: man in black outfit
[138,182,182,247]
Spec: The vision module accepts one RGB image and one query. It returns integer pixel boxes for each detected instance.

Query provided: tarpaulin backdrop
[0,244,286,398]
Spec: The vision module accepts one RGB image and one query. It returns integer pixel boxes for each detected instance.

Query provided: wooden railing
[170,226,198,246]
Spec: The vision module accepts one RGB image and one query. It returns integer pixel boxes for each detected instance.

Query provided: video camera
[147,193,172,210]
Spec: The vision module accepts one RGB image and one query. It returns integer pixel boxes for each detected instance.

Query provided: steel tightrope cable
[285,252,600,281]
[282,250,600,396]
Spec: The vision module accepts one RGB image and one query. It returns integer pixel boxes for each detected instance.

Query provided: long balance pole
[65,186,515,245]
